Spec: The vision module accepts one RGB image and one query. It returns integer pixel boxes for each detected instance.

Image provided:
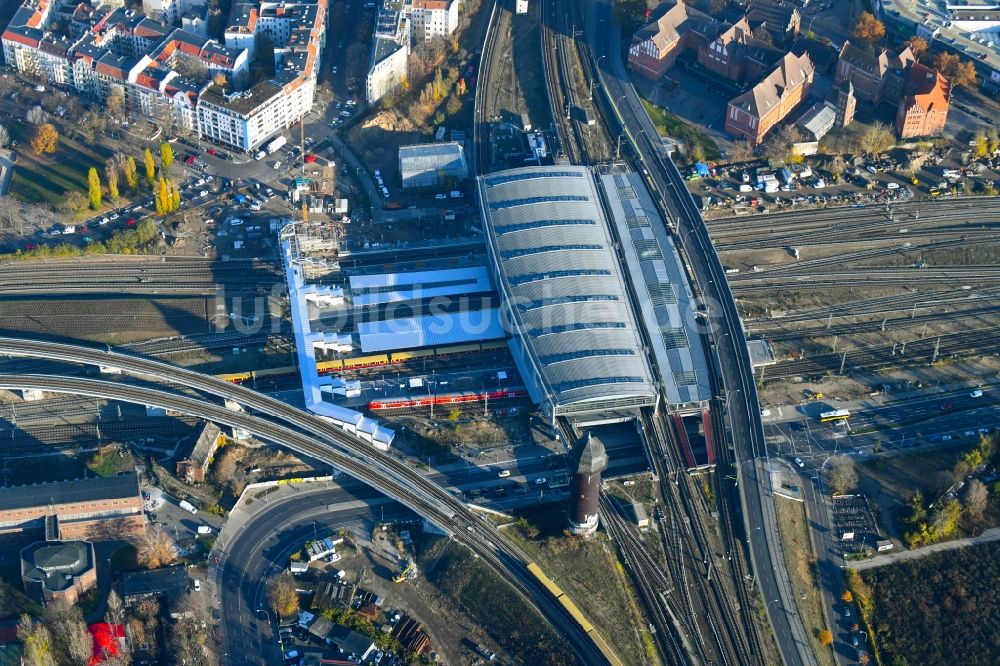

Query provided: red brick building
[176,421,223,483]
[835,42,914,106]
[628,2,719,80]
[697,18,754,82]
[725,52,815,144]
[0,473,146,542]
[896,64,950,138]
[20,540,97,605]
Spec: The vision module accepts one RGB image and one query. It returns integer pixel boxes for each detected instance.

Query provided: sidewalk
[846,527,1000,571]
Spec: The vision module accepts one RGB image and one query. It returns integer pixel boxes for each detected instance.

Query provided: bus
[819,408,851,423]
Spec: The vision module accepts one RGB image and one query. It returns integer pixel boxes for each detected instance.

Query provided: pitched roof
[746,0,800,32]
[635,2,718,50]
[0,472,140,512]
[730,51,814,118]
[902,63,949,112]
[839,41,914,77]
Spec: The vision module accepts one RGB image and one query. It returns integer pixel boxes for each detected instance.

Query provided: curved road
[0,366,607,665]
[216,483,402,666]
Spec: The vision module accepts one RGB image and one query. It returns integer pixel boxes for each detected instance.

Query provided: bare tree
[173,56,210,84]
[26,105,48,125]
[728,139,754,164]
[106,589,125,626]
[17,614,58,666]
[0,124,9,149]
[859,121,894,156]
[964,479,989,523]
[137,526,177,569]
[105,87,125,124]
[44,602,93,666]
[826,456,858,495]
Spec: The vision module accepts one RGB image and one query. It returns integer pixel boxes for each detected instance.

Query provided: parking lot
[831,494,881,555]
[689,146,1000,218]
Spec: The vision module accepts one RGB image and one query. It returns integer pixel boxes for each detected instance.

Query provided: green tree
[143,147,156,186]
[614,0,648,30]
[160,141,174,170]
[87,167,102,210]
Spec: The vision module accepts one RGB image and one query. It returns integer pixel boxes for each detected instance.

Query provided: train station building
[478,165,715,466]
[477,166,658,423]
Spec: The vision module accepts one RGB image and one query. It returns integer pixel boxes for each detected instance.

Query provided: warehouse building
[0,473,146,542]
[478,166,657,421]
[398,142,469,189]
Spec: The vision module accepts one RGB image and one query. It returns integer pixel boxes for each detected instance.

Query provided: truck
[179,500,198,514]
[265,135,287,154]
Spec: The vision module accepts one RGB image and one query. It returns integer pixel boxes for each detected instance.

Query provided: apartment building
[725,51,814,144]
[896,63,950,138]
[409,0,459,42]
[2,0,326,152]
[745,0,800,48]
[366,1,410,103]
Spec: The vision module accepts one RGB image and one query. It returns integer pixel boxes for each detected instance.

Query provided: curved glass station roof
[479,166,657,415]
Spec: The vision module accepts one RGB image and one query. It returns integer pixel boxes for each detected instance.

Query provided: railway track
[540,0,586,163]
[763,326,1000,379]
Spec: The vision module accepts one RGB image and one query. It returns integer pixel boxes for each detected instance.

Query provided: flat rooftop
[479,166,657,416]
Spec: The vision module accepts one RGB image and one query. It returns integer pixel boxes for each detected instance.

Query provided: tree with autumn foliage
[906,36,928,62]
[31,123,58,155]
[853,12,885,46]
[933,52,977,89]
[841,590,854,604]
[267,572,299,619]
[819,629,833,646]
[143,147,156,185]
[87,168,102,210]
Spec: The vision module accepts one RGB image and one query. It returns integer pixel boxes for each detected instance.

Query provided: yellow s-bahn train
[526,562,623,666]
[216,339,509,384]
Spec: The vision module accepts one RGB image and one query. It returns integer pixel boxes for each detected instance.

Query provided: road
[0,339,610,664]
[215,482,397,666]
[584,2,813,663]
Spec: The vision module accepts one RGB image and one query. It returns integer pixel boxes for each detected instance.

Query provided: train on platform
[368,388,529,411]
[525,562,624,666]
[216,339,510,384]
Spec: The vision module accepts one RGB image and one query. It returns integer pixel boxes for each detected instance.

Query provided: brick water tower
[567,431,609,536]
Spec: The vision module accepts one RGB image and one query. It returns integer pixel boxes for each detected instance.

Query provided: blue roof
[349,267,492,307]
[695,162,711,177]
[358,309,505,352]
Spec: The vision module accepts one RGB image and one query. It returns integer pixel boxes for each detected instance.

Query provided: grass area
[854,541,1000,666]
[507,504,658,666]
[773,496,836,666]
[0,574,43,620]
[7,119,113,208]
[640,97,720,162]
[856,444,977,537]
[415,534,578,665]
[86,445,138,478]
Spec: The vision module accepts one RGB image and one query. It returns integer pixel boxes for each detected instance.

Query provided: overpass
[0,342,609,664]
